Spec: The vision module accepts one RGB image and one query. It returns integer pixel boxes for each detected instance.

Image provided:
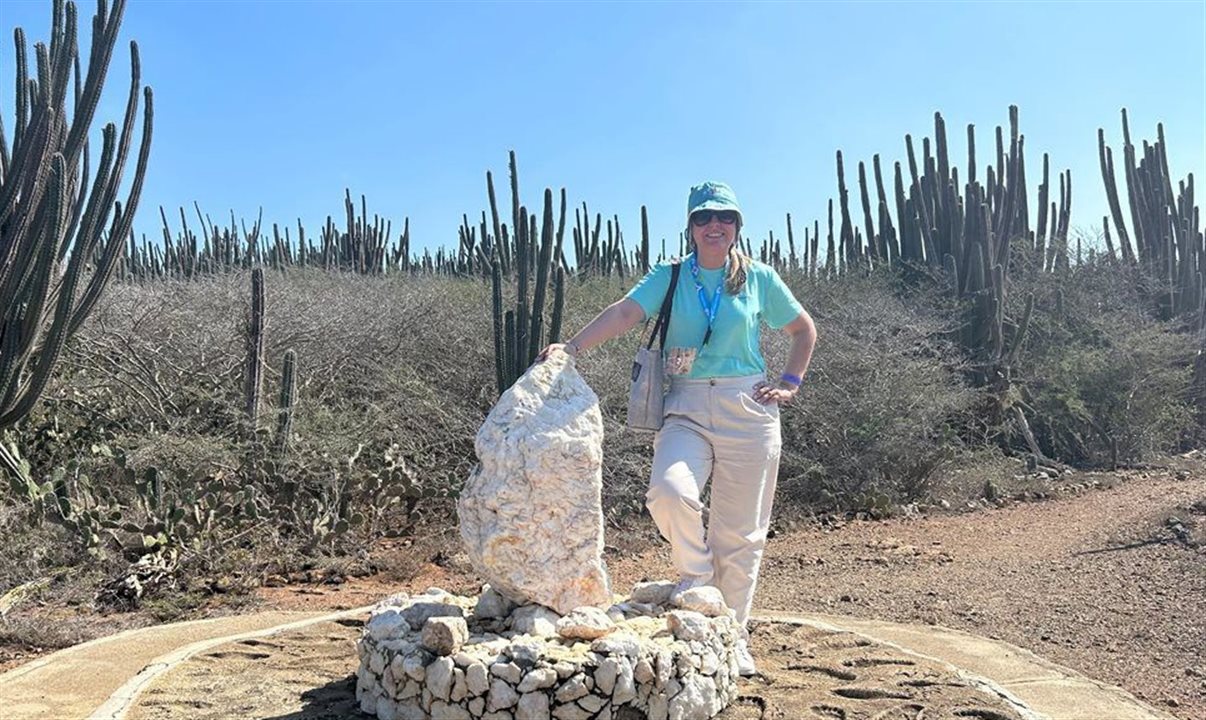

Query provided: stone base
[355,585,740,720]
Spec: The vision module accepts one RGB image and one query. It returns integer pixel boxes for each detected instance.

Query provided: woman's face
[690,211,738,255]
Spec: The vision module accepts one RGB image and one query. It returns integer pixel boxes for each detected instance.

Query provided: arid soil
[4,464,1203,718]
[125,616,1026,720]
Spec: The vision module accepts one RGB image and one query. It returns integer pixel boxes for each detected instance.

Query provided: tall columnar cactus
[272,349,296,460]
[243,268,266,429]
[488,174,566,396]
[0,0,153,446]
[1099,109,1202,326]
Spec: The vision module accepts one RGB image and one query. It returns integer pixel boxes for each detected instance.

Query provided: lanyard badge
[688,256,722,346]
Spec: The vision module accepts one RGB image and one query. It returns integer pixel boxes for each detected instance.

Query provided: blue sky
[2,0,1203,259]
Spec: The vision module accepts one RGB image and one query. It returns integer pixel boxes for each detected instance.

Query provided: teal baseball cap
[687,181,743,226]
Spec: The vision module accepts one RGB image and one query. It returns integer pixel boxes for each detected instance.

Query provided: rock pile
[355,583,740,720]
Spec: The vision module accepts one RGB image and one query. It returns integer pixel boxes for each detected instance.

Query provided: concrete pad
[754,610,1177,720]
[0,611,353,720]
[1009,678,1175,720]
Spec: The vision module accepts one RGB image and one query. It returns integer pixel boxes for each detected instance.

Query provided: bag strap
[645,262,681,351]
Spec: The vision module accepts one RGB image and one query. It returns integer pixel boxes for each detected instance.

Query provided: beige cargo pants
[645,374,782,625]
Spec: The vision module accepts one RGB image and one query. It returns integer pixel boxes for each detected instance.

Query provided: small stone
[367,608,412,642]
[577,694,606,713]
[516,691,551,720]
[655,649,674,687]
[591,632,641,658]
[671,673,720,720]
[369,650,388,676]
[634,658,654,683]
[487,677,520,711]
[665,610,712,642]
[402,653,428,682]
[630,580,677,605]
[517,667,558,692]
[506,639,543,667]
[673,586,730,617]
[451,668,467,702]
[475,584,518,619]
[376,696,397,720]
[398,679,420,699]
[554,674,590,703]
[647,693,669,720]
[510,605,563,636]
[401,601,464,630]
[466,662,490,696]
[552,702,592,720]
[430,700,471,720]
[427,657,455,701]
[468,697,486,717]
[490,661,523,684]
[556,606,615,640]
[423,616,470,656]
[595,657,620,694]
[613,660,636,704]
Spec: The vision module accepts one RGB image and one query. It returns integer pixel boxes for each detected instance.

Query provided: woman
[539,181,817,675]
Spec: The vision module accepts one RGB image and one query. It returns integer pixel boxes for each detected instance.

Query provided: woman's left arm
[752,309,817,405]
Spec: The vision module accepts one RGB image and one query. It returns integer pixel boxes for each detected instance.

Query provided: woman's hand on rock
[536,343,577,363]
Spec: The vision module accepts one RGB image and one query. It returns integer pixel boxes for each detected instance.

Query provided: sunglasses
[690,210,740,227]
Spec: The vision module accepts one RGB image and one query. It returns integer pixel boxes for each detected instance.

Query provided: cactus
[272,349,296,460]
[482,156,568,395]
[0,0,153,437]
[243,268,266,430]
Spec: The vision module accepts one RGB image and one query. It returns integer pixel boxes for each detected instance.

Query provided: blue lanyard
[688,256,722,346]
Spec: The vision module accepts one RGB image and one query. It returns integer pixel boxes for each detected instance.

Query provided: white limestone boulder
[457,352,611,614]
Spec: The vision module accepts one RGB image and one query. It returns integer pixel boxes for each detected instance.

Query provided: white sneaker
[734,639,758,676]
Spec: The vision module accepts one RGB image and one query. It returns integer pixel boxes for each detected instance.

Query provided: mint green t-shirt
[624,255,805,379]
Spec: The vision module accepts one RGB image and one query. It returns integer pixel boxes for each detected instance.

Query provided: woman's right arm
[537,298,646,361]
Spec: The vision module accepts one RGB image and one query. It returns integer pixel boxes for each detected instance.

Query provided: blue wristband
[780,372,802,387]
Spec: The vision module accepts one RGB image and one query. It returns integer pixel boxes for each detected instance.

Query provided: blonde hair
[724,242,751,295]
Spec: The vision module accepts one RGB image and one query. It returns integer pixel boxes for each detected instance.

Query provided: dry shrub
[768,271,982,511]
[1013,259,1197,467]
